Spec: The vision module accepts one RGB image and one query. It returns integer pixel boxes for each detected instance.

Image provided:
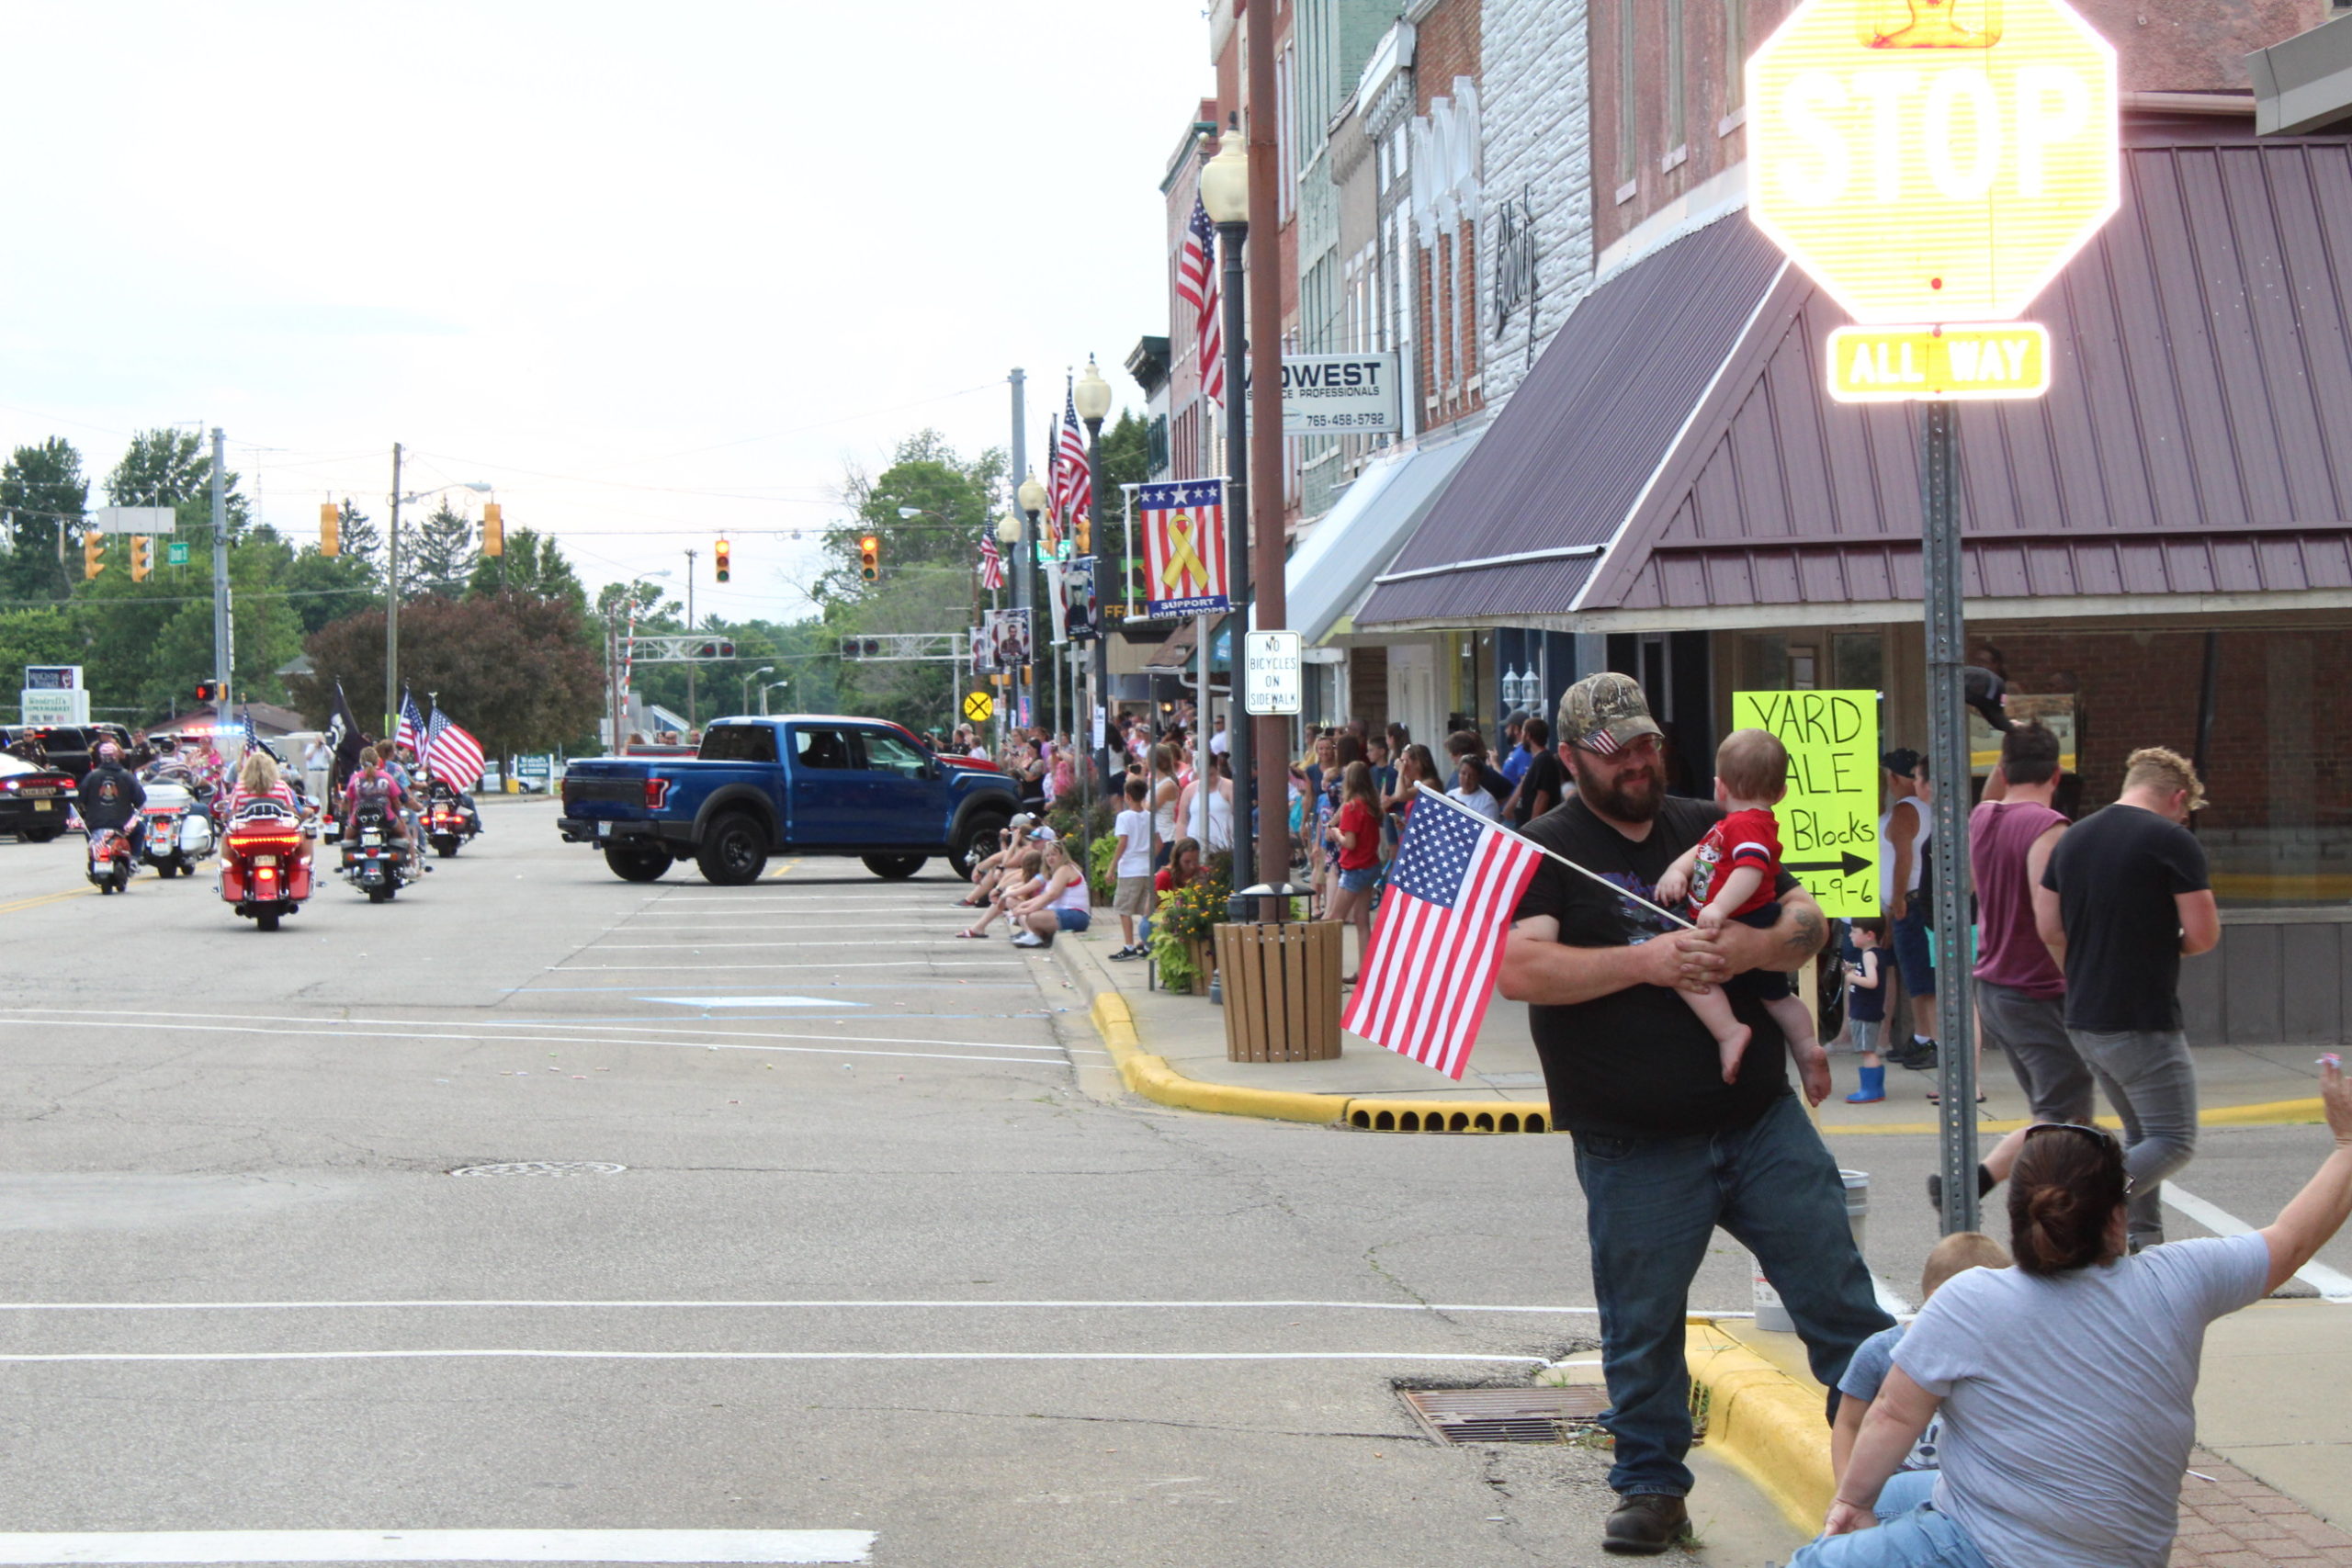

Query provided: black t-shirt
[1513,795,1800,1139]
[1510,750,1569,828]
[2041,803,2210,1032]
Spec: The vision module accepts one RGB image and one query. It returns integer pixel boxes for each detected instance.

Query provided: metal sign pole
[1923,400,1978,1235]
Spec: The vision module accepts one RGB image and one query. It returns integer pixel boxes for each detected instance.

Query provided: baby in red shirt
[1657,728,1828,1092]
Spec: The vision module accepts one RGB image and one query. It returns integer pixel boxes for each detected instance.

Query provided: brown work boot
[1604,1493,1692,1555]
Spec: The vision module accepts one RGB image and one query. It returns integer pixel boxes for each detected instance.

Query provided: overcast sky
[0,2,1211,620]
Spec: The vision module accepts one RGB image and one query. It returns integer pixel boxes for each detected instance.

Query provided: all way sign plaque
[1827,323,2051,401]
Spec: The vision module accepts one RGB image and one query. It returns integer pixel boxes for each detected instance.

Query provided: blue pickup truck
[557,716,1021,885]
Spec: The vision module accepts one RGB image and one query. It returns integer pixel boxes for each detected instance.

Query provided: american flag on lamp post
[1178,197,1225,407]
[1053,380,1091,549]
[1341,786,1546,1080]
[977,533,1006,592]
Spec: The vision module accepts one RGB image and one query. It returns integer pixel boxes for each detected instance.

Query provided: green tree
[0,438,88,604]
[406,502,475,597]
[465,526,585,612]
[289,592,603,767]
[817,429,1005,604]
[101,429,249,565]
[281,545,379,636]
[334,499,383,570]
[0,608,78,712]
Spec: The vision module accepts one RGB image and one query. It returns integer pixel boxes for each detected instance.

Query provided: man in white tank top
[1879,750,1939,1069]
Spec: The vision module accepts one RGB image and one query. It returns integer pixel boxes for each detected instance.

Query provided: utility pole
[209,427,232,744]
[684,547,699,728]
[1245,25,1290,897]
[385,443,403,739]
[1009,368,1027,728]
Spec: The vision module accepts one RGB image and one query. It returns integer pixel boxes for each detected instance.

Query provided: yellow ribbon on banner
[1159,510,1210,592]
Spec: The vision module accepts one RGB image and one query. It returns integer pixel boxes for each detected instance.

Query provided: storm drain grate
[1402,1386,1612,1445]
[448,1161,628,1178]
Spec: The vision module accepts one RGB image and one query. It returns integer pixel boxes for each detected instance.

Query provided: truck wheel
[948,813,1009,881]
[695,813,769,886]
[862,854,926,881]
[24,826,61,843]
[603,842,673,883]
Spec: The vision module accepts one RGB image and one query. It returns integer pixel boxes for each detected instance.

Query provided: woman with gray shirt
[1792,1060,2352,1568]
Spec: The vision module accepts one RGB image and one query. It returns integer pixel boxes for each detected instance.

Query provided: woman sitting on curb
[1793,1058,2352,1568]
[1010,835,1090,950]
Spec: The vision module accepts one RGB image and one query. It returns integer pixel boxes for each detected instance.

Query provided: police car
[0,751,78,841]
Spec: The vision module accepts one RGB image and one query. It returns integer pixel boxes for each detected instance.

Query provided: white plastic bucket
[1752,1169,1870,1333]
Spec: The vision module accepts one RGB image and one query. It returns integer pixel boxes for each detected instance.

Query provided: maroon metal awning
[1359,132,2352,633]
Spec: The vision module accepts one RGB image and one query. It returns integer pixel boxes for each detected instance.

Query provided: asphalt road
[1,800,2342,1568]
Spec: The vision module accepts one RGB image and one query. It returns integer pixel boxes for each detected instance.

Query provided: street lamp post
[1074,356,1114,804]
[995,513,1023,750]
[1199,124,1262,897]
[383,447,492,738]
[1016,472,1048,734]
[763,679,788,716]
[741,666,775,714]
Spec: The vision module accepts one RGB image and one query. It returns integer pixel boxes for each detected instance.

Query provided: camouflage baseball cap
[1558,672,1665,755]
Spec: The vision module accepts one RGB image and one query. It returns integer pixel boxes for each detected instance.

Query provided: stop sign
[1746,0,2120,324]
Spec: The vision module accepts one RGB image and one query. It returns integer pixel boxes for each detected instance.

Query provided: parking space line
[2164,1183,2352,1303]
[0,1531,875,1565]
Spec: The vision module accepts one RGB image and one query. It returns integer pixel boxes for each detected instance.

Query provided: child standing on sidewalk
[1655,728,1829,1088]
[1844,918,1890,1103]
[1108,778,1154,961]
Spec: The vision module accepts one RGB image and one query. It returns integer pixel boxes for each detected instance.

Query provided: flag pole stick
[1409,783,1695,930]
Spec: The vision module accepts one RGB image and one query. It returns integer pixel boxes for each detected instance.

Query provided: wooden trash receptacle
[1214,920,1344,1063]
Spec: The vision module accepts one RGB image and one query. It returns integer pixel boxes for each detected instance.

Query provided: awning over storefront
[1357,216,1787,628]
[1360,132,2352,635]
[1287,426,1484,643]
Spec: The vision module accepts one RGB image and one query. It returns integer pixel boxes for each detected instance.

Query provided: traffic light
[481,502,503,558]
[130,536,153,582]
[83,532,105,580]
[858,534,881,581]
[194,681,223,703]
[714,539,731,582]
[320,502,339,558]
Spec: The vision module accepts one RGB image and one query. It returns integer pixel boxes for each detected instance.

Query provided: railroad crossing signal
[319,502,340,558]
[962,690,994,725]
[130,536,153,581]
[858,534,881,582]
[481,502,503,558]
[714,539,731,582]
[82,532,105,580]
[1746,0,2120,326]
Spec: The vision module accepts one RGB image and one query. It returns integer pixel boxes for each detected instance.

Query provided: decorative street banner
[981,607,1032,673]
[1138,478,1229,618]
[969,625,994,675]
[1730,688,1880,919]
[1061,556,1099,644]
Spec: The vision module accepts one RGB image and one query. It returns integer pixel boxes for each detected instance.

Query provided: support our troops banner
[1138,479,1228,618]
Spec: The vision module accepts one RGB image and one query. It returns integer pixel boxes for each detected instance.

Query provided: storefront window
[1833,632,1883,694]
[1741,633,1788,691]
[1972,627,2352,910]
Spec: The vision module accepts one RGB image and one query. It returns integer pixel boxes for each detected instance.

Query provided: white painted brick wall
[1478,0,1596,406]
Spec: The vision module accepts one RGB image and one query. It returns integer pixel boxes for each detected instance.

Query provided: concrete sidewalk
[1051,921,2335,1133]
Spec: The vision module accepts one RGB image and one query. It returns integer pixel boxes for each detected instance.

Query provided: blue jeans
[1572,1093,1894,1497]
[1890,902,1936,998]
[1788,1505,1989,1568]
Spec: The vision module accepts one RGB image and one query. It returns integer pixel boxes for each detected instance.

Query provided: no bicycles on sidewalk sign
[1732,688,1878,919]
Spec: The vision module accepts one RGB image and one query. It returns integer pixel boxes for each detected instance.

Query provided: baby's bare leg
[1679,985,1752,1083]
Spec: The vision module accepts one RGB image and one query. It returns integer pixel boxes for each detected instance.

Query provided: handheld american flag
[1340,786,1546,1080]
[424,705,486,789]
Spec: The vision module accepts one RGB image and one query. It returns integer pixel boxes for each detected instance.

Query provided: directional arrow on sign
[1784,851,1872,878]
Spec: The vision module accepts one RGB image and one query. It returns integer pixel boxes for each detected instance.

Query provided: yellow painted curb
[1824,1095,2326,1135]
[1340,1099,1553,1134]
[1686,1319,1833,1534]
[1086,992,1348,1124]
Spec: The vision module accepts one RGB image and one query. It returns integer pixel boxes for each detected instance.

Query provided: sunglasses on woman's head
[2023,1121,2133,1192]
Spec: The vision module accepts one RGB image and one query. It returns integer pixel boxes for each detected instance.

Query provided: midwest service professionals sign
[1247,354,1402,435]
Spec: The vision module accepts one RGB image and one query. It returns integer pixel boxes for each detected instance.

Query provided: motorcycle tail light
[230,831,301,853]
